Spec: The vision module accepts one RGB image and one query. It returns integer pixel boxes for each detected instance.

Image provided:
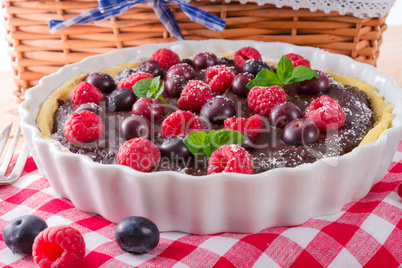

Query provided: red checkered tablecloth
[1,142,402,268]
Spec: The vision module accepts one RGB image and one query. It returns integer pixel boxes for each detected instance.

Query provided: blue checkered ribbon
[49,0,226,40]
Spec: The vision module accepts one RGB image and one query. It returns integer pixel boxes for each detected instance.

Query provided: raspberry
[304,95,346,132]
[70,81,103,106]
[224,117,247,134]
[161,110,203,138]
[63,110,104,144]
[32,226,86,268]
[207,144,254,175]
[248,85,287,116]
[224,114,262,137]
[150,48,180,69]
[245,114,262,136]
[285,53,311,68]
[117,72,153,89]
[117,138,160,172]
[234,47,262,70]
[205,65,236,92]
[177,80,212,111]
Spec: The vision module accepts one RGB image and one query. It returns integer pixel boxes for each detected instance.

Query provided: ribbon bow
[49,0,226,40]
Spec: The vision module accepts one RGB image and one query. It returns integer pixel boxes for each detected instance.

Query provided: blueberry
[86,72,116,93]
[107,88,137,111]
[2,215,47,254]
[75,103,103,115]
[269,102,302,128]
[115,216,159,254]
[242,59,269,76]
[165,63,195,81]
[132,97,164,121]
[200,96,236,124]
[138,60,163,77]
[297,70,330,94]
[159,136,192,161]
[164,76,187,98]
[121,115,153,140]
[282,118,320,145]
[193,52,218,69]
[231,73,255,97]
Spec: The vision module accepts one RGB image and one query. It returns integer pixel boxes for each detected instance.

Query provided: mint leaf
[203,130,215,158]
[183,132,208,157]
[150,76,165,100]
[182,130,245,158]
[276,55,293,82]
[247,55,319,89]
[150,76,160,90]
[203,129,245,157]
[216,129,245,148]
[155,81,165,99]
[145,89,156,98]
[132,78,152,98]
[288,66,319,84]
[132,76,166,103]
[246,69,284,89]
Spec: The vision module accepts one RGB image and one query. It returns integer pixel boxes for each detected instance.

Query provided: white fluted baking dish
[19,40,402,234]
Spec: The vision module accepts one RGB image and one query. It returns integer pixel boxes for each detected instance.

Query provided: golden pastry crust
[37,62,140,139]
[36,59,394,147]
[327,72,394,145]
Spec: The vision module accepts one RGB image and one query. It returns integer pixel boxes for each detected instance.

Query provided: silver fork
[0,123,29,185]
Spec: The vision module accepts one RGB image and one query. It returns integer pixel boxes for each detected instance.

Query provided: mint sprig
[132,76,167,104]
[246,55,319,89]
[183,129,245,158]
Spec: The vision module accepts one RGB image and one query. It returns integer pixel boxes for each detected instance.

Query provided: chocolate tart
[19,40,402,234]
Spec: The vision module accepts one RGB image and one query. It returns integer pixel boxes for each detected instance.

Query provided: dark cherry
[138,60,163,77]
[241,133,257,151]
[107,88,137,111]
[269,102,302,128]
[159,136,192,162]
[115,216,159,254]
[165,63,195,81]
[297,70,330,94]
[181,58,193,66]
[231,73,255,97]
[200,96,236,124]
[121,115,153,140]
[282,118,320,145]
[242,59,270,76]
[132,97,164,121]
[75,103,102,115]
[284,82,299,93]
[164,76,187,98]
[2,215,48,254]
[115,68,136,82]
[193,52,218,69]
[217,57,236,67]
[86,72,116,93]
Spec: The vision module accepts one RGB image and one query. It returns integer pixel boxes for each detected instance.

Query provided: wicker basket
[1,0,387,101]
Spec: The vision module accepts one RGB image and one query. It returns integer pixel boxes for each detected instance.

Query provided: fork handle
[0,126,21,176]
[0,142,30,185]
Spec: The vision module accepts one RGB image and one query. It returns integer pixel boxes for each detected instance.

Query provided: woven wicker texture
[2,0,387,101]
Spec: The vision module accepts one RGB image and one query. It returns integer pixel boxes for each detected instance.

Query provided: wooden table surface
[1,25,402,159]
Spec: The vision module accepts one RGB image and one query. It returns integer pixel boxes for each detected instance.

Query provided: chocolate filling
[52,57,373,176]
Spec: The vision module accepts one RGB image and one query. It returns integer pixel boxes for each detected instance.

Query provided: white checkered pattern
[0,147,402,267]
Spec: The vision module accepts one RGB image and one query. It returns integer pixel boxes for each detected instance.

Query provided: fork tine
[0,125,21,176]
[0,143,29,185]
[0,123,13,157]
